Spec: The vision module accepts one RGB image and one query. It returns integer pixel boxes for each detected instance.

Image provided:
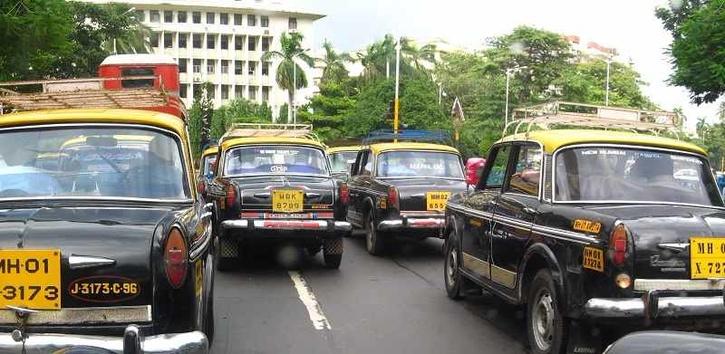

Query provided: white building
[78,0,324,119]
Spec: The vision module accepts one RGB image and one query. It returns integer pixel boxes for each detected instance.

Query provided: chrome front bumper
[0,325,208,353]
[222,219,352,232]
[584,296,725,318]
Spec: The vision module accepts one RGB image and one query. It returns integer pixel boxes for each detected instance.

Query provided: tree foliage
[656,0,725,104]
[261,32,314,122]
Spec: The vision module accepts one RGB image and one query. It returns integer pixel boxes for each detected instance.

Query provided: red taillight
[610,224,628,266]
[225,185,237,208]
[164,228,188,289]
[339,183,350,205]
[196,180,206,195]
[388,186,399,210]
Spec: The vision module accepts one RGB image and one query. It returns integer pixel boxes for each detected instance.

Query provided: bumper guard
[222,219,351,232]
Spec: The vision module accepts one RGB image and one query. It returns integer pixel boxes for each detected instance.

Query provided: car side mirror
[465,158,486,187]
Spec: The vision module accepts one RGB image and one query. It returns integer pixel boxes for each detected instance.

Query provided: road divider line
[288,270,332,330]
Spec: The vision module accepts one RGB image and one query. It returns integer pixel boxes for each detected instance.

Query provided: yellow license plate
[426,191,451,211]
[690,237,725,279]
[272,189,304,213]
[0,249,61,310]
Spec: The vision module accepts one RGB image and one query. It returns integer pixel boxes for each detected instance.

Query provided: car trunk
[234,175,335,213]
[386,178,467,212]
[585,205,725,279]
[0,206,168,310]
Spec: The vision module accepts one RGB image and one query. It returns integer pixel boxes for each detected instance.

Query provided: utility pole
[505,69,512,131]
[292,60,296,124]
[393,37,401,141]
[605,56,612,106]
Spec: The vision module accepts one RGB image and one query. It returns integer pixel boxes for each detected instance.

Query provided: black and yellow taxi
[209,124,351,270]
[0,108,213,352]
[346,131,467,255]
[196,144,218,198]
[443,104,725,354]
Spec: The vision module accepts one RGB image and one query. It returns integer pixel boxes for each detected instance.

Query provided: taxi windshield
[0,126,190,200]
[202,154,217,178]
[377,150,464,178]
[555,146,723,206]
[224,145,329,176]
[329,151,357,172]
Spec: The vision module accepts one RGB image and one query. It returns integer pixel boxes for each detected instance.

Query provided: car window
[362,152,373,176]
[330,151,357,172]
[224,145,329,176]
[202,154,217,178]
[507,144,542,196]
[484,145,511,189]
[0,126,189,200]
[376,151,464,178]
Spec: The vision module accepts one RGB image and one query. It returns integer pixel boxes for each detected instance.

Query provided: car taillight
[196,180,206,195]
[164,227,188,289]
[388,186,399,210]
[339,183,350,205]
[610,224,628,266]
[225,184,237,208]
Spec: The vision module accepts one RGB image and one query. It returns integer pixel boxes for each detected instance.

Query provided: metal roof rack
[506,101,681,138]
[0,76,169,114]
[220,123,320,143]
[362,129,452,145]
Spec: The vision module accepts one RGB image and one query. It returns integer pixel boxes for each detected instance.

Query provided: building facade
[79,0,324,118]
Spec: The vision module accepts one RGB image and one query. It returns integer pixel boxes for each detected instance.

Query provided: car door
[347,149,372,227]
[460,144,512,282]
[490,143,543,290]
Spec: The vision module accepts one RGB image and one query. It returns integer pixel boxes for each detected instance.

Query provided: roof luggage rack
[0,76,169,114]
[362,129,452,145]
[506,101,681,138]
[220,123,320,143]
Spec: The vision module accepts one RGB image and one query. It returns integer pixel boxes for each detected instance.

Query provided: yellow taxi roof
[0,108,186,137]
[221,136,326,151]
[499,129,706,155]
[367,142,460,155]
[202,145,218,157]
[327,145,362,154]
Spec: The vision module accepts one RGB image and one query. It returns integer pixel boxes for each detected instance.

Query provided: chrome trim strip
[491,265,517,289]
[68,255,116,270]
[634,279,725,292]
[407,218,445,228]
[551,143,724,210]
[462,252,490,279]
[252,220,328,229]
[221,220,249,229]
[446,202,495,220]
[492,214,532,231]
[0,328,208,354]
[657,243,689,253]
[189,224,211,260]
[0,305,151,325]
[400,211,444,217]
[334,221,352,231]
[378,220,403,230]
[532,224,599,244]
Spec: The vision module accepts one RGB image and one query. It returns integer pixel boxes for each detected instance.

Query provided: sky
[291,0,722,132]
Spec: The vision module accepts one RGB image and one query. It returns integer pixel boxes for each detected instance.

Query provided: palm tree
[261,32,314,123]
[318,40,352,83]
[99,4,151,54]
[355,34,440,80]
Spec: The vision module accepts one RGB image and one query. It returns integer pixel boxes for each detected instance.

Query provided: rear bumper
[0,325,207,353]
[378,216,445,231]
[222,219,351,233]
[584,296,725,318]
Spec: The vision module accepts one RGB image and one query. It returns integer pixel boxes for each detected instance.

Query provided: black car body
[0,109,212,353]
[603,331,725,354]
[443,128,725,354]
[347,142,467,255]
[209,134,351,269]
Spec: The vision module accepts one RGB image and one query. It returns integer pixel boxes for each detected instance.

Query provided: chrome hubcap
[446,247,457,286]
[532,291,555,351]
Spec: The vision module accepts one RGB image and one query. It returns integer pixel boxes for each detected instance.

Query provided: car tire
[216,237,238,272]
[203,255,215,344]
[526,269,568,354]
[323,238,343,269]
[444,235,464,300]
[365,213,385,256]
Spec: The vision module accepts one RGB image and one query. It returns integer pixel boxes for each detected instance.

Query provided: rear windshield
[0,126,189,200]
[555,146,723,206]
[202,154,217,178]
[376,151,464,178]
[329,151,357,172]
[224,146,329,176]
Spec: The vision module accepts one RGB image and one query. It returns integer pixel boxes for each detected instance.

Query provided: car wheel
[444,235,463,300]
[203,255,215,344]
[216,237,238,272]
[526,269,568,354]
[323,238,343,269]
[365,213,385,256]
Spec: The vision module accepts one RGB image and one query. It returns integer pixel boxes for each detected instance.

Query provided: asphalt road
[211,234,529,354]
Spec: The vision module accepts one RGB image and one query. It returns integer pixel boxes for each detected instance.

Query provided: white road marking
[288,270,332,330]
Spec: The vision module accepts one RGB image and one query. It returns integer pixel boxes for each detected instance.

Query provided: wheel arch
[518,242,567,309]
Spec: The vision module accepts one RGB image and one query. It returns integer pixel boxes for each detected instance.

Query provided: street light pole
[505,69,511,130]
[393,37,401,141]
[292,59,296,124]
[605,56,611,106]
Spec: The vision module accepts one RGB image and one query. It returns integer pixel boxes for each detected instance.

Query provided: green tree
[0,0,74,80]
[356,34,438,81]
[297,80,357,141]
[558,60,656,109]
[656,0,725,104]
[318,40,352,84]
[261,32,314,123]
